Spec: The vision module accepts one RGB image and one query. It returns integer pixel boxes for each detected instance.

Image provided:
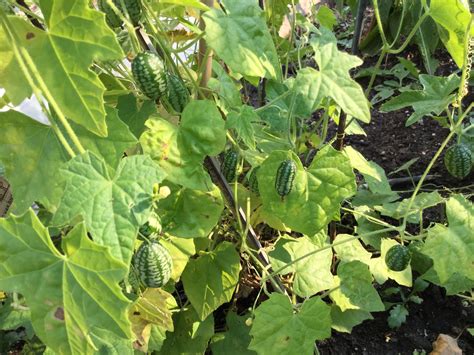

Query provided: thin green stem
[401,103,474,229]
[365,50,386,96]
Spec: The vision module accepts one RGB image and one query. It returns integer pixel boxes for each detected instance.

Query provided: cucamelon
[133,240,173,288]
[275,159,296,197]
[131,52,167,100]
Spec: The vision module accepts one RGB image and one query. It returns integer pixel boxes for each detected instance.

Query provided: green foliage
[0,0,472,351]
[421,195,474,294]
[203,0,281,80]
[53,151,165,264]
[250,294,331,355]
[141,100,226,190]
[0,212,132,354]
[0,1,123,136]
[381,74,460,126]
[181,242,241,320]
[258,147,356,235]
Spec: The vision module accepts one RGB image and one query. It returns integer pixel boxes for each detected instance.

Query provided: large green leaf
[181,242,241,320]
[298,27,370,122]
[158,308,214,355]
[141,100,226,190]
[157,183,224,238]
[330,261,384,312]
[269,233,334,297]
[421,195,474,294]
[0,0,123,136]
[0,109,137,214]
[249,294,331,355]
[203,0,281,80]
[381,74,459,126]
[211,312,255,355]
[429,0,473,68]
[330,306,373,333]
[53,152,165,264]
[0,211,132,354]
[258,146,356,235]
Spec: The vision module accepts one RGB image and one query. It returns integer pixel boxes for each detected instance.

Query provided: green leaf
[330,261,385,312]
[302,27,370,122]
[259,146,356,235]
[381,74,460,126]
[53,151,165,265]
[421,195,474,294]
[158,183,224,239]
[70,106,138,174]
[376,191,444,224]
[117,94,157,139]
[158,308,214,355]
[211,312,256,355]
[0,211,132,354]
[181,242,241,320]
[369,238,412,287]
[0,1,123,135]
[160,236,196,281]
[387,304,409,329]
[249,294,331,355]
[226,105,259,150]
[333,234,372,264]
[141,100,226,190]
[316,6,337,30]
[269,233,334,297]
[208,60,242,109]
[330,306,373,333]
[0,109,137,214]
[429,0,472,68]
[203,0,281,80]
[0,111,68,213]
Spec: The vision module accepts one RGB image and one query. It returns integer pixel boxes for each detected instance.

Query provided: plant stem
[401,103,474,229]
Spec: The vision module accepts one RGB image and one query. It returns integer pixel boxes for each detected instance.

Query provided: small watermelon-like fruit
[275,159,296,197]
[164,73,189,113]
[222,150,239,182]
[248,167,260,194]
[98,0,142,27]
[133,240,173,288]
[132,52,167,100]
[385,244,411,272]
[444,144,472,179]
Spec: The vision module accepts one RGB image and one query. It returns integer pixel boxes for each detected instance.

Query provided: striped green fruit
[248,167,260,194]
[133,240,173,288]
[132,52,167,100]
[222,150,239,182]
[275,159,296,197]
[164,74,189,113]
[444,144,472,179]
[385,244,411,272]
[98,0,142,27]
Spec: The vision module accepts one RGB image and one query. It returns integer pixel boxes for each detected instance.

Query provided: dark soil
[318,285,474,355]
